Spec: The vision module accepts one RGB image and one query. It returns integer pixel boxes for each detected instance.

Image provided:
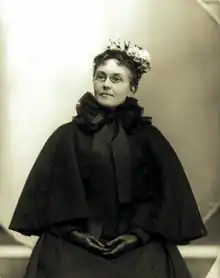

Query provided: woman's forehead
[96,59,131,76]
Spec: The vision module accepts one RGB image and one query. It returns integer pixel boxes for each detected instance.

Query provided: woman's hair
[93,50,143,93]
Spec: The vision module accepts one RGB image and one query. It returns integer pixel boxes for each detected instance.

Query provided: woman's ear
[131,86,136,94]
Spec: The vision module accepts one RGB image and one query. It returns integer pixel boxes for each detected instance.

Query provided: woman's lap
[23,233,192,278]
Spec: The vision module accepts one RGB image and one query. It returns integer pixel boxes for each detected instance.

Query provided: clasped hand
[71,231,140,258]
[102,234,141,258]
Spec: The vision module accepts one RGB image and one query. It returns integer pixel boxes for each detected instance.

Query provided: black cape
[9,117,207,244]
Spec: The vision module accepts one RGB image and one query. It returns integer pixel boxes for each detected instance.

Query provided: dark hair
[93,50,143,93]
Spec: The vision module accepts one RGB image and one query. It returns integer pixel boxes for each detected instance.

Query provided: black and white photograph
[0,1,220,277]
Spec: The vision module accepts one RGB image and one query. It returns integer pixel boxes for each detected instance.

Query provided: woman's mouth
[100,92,114,97]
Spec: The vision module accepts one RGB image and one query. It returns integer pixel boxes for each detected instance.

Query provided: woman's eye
[95,74,121,83]
[95,74,105,81]
[111,76,121,83]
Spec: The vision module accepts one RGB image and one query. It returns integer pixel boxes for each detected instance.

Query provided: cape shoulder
[140,116,178,157]
[49,122,74,139]
[43,122,76,152]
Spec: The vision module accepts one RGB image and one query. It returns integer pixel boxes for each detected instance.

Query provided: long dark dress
[9,92,207,278]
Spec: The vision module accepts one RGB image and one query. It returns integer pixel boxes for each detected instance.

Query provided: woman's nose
[103,77,111,88]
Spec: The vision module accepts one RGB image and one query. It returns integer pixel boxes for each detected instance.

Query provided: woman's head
[92,40,151,108]
[93,51,138,108]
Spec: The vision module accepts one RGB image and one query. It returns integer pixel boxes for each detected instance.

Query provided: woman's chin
[96,96,118,108]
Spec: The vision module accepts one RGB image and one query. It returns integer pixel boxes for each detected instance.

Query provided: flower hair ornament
[105,39,151,74]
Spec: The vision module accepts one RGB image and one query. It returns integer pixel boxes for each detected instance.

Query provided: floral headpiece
[105,39,151,74]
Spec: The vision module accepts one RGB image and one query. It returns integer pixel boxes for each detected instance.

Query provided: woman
[9,39,207,278]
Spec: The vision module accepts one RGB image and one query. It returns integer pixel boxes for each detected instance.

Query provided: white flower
[105,39,151,73]
[126,46,136,56]
[133,56,141,63]
[140,49,151,61]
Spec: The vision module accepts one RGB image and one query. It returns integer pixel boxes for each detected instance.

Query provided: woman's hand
[101,234,140,258]
[68,230,110,254]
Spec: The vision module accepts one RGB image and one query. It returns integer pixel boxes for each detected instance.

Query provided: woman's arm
[125,226,151,244]
[49,219,84,239]
[48,219,110,254]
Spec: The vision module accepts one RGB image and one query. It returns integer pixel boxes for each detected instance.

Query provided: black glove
[101,234,141,258]
[66,230,110,255]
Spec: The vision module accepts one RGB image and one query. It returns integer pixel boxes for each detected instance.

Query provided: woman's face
[93,59,135,108]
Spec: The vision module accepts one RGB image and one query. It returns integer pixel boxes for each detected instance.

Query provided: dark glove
[102,234,141,258]
[66,230,110,255]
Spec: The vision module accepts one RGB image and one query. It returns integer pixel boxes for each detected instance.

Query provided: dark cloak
[9,93,207,244]
[8,92,207,278]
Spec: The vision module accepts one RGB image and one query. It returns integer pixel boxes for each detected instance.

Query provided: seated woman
[9,39,207,278]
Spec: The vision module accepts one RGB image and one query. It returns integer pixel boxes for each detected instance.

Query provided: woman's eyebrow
[96,70,124,77]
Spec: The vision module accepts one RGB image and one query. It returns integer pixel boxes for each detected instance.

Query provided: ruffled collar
[74,92,146,133]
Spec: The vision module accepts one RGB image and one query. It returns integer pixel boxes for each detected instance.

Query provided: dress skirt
[23,232,192,278]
